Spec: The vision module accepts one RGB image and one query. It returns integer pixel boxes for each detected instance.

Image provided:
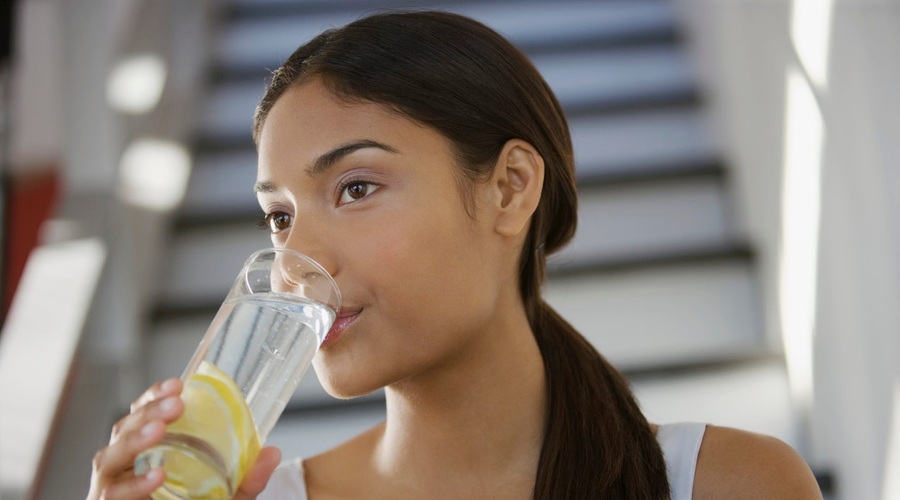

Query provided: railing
[0,239,106,499]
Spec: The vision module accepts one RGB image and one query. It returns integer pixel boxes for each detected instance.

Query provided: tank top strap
[656,422,707,500]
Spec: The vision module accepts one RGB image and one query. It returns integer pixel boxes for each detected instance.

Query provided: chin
[313,364,385,400]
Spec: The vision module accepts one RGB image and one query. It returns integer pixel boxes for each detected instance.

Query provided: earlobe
[493,139,544,237]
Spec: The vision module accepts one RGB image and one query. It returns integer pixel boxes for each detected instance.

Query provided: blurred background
[0,0,898,498]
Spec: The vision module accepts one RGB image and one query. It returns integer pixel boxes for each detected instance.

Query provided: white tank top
[260,422,706,500]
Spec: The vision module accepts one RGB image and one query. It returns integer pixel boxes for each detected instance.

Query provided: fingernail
[160,379,178,392]
[145,467,163,482]
[160,397,179,412]
[141,421,159,437]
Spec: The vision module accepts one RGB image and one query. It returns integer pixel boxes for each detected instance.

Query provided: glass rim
[243,247,342,312]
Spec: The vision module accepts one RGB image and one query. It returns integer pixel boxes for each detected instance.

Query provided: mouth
[321,309,361,348]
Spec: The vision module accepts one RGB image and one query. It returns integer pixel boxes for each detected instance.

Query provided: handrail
[0,238,106,499]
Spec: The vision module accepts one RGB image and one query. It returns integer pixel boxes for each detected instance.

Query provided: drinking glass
[134,247,341,499]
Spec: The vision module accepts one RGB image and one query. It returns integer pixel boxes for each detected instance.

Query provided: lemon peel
[155,361,261,499]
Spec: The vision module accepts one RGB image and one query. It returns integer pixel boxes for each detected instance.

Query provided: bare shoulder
[693,425,822,500]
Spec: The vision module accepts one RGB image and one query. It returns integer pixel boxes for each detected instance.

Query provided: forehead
[256,80,453,176]
[259,81,384,149]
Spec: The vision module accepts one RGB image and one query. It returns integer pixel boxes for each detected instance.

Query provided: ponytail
[512,140,668,498]
[530,302,670,499]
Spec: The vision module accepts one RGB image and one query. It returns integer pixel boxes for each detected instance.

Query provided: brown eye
[348,183,368,199]
[265,212,292,233]
[339,181,379,205]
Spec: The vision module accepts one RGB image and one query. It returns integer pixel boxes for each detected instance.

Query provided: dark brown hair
[253,11,670,499]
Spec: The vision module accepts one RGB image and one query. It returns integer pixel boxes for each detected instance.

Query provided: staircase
[146,0,798,461]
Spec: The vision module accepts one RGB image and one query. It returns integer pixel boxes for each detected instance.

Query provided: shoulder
[692,425,822,500]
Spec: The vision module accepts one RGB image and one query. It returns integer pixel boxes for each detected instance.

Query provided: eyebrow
[254,139,399,194]
[309,139,399,177]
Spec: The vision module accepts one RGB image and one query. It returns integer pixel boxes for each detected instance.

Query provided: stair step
[261,358,796,460]
[571,107,718,179]
[197,44,695,142]
[215,0,677,73]
[544,257,766,372]
[156,226,269,311]
[181,150,258,219]
[554,174,735,268]
[532,46,695,111]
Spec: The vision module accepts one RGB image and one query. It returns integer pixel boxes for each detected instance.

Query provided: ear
[489,139,544,237]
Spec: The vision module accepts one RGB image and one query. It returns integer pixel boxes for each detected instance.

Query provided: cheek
[369,208,479,292]
[338,214,421,290]
[314,210,498,397]
[369,209,496,334]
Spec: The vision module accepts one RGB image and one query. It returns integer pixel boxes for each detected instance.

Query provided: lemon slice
[159,361,261,499]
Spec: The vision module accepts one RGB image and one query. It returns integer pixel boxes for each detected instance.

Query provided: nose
[282,225,340,281]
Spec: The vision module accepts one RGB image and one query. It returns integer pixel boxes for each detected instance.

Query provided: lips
[321,309,360,348]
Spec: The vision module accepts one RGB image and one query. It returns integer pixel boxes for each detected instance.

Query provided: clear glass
[134,248,341,499]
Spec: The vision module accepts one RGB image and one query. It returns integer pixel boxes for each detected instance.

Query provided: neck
[375,297,547,495]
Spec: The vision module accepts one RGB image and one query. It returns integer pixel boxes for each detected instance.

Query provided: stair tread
[215,0,677,71]
[554,175,735,266]
[545,257,765,371]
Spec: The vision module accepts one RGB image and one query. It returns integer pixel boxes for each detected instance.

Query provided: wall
[675,1,900,499]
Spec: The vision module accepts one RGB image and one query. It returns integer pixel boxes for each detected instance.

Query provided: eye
[339,180,379,205]
[258,211,293,233]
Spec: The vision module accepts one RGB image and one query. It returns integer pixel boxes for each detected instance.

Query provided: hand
[233,446,282,499]
[86,379,282,499]
[86,378,183,499]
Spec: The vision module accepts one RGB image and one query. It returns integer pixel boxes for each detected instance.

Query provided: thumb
[234,446,282,499]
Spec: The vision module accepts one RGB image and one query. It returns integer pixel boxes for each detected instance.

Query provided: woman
[88,11,822,500]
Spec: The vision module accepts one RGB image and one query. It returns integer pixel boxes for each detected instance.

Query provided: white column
[675,1,900,498]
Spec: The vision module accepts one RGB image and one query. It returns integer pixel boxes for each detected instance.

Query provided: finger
[112,392,184,442]
[234,446,282,499]
[95,418,167,480]
[130,378,182,413]
[101,467,166,500]
[112,378,182,442]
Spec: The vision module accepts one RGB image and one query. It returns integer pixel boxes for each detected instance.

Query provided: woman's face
[255,79,514,398]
